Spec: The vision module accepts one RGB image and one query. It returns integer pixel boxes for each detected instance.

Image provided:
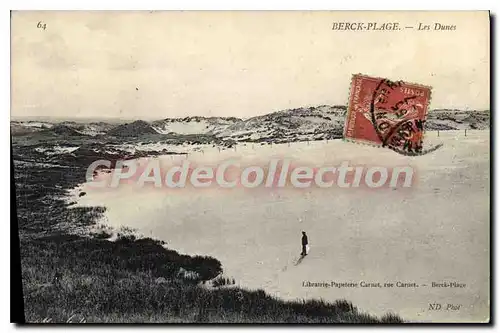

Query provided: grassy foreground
[13,135,404,323]
[21,234,402,323]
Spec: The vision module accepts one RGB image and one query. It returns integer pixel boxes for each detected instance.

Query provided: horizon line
[10,106,490,123]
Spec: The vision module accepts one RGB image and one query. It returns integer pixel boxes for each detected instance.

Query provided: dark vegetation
[12,125,405,323]
[425,110,490,130]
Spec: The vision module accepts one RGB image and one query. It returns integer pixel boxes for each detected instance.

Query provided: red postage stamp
[344,74,432,154]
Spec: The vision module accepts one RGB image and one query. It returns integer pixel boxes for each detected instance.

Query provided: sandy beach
[72,130,490,323]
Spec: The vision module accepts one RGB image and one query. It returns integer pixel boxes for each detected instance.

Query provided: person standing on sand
[301,231,308,256]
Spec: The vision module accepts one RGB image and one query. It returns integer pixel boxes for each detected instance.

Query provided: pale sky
[11,11,490,120]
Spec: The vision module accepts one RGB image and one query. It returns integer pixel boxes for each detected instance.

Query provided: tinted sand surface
[72,131,490,322]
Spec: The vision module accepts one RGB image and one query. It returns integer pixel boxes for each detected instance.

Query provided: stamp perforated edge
[342,73,382,149]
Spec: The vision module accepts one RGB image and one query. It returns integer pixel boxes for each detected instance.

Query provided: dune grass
[21,234,402,323]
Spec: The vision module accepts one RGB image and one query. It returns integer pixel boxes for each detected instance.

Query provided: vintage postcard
[11,11,490,323]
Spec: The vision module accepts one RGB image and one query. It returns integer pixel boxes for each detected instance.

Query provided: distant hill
[107,120,159,137]
[49,124,84,137]
[215,105,347,143]
[11,106,490,141]
[426,109,490,130]
[59,121,116,136]
[10,121,53,136]
[151,116,241,135]
[10,120,115,137]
